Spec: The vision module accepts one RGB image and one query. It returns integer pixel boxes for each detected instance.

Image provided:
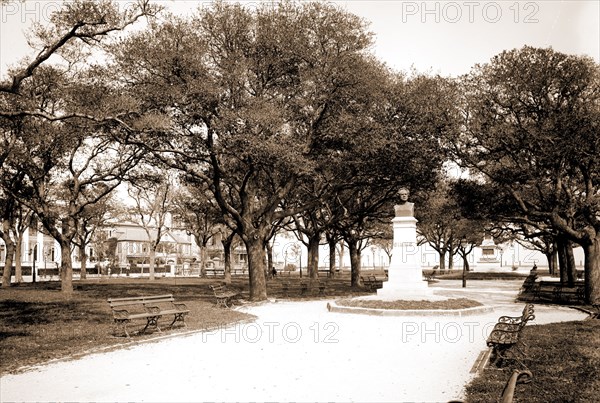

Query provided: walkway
[0,280,587,402]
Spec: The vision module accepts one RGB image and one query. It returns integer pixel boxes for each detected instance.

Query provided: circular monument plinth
[326,300,495,317]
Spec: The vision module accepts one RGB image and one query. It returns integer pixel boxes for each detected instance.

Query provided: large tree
[453,46,600,303]
[110,1,398,300]
[0,0,159,293]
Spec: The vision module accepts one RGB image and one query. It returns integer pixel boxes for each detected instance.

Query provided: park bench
[486,304,535,368]
[282,281,308,297]
[571,304,600,319]
[306,279,326,295]
[107,294,189,338]
[360,273,387,290]
[210,284,241,308]
[532,281,585,303]
[518,272,538,297]
[487,304,534,367]
[318,269,333,278]
[499,369,533,403]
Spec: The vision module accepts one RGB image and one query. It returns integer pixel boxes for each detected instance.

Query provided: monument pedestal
[377,216,436,300]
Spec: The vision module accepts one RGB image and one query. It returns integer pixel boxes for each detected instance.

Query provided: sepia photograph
[1,1,599,402]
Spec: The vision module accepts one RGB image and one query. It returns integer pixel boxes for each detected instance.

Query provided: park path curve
[0,280,587,403]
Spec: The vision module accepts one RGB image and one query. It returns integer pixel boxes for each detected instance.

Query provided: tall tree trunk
[328,236,336,277]
[348,239,361,287]
[565,240,577,287]
[1,239,15,287]
[223,242,232,284]
[148,249,156,280]
[550,248,558,276]
[245,237,267,301]
[583,233,600,304]
[198,242,208,278]
[59,239,73,294]
[438,250,446,270]
[461,252,469,287]
[557,237,568,283]
[448,251,455,270]
[222,234,235,285]
[545,252,555,275]
[14,235,23,283]
[307,234,320,279]
[265,241,274,278]
[79,244,87,280]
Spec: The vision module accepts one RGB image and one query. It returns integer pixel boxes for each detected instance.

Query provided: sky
[1,0,599,79]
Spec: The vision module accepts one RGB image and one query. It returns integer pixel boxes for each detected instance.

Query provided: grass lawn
[465,319,600,402]
[0,275,371,376]
[0,278,255,375]
[335,297,482,310]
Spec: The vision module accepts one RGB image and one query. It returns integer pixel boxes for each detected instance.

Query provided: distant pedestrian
[271,267,277,278]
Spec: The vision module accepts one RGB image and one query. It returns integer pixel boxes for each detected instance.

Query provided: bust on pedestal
[393,188,414,217]
[377,188,431,299]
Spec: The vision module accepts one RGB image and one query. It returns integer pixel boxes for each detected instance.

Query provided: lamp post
[30,244,37,283]
[461,236,468,288]
[299,247,302,278]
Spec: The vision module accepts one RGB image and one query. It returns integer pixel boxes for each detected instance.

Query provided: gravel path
[0,280,587,403]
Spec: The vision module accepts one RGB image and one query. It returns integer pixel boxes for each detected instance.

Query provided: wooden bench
[495,304,535,328]
[519,273,538,296]
[282,281,308,297]
[107,294,189,338]
[306,279,326,295]
[571,304,600,319]
[486,304,535,368]
[210,284,241,308]
[499,369,533,403]
[532,281,585,302]
[360,274,387,290]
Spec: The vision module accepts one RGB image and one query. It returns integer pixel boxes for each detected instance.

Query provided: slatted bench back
[108,294,175,309]
[210,284,226,293]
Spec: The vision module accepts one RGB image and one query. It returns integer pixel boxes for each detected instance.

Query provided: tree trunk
[79,244,87,280]
[266,241,274,278]
[307,234,320,279]
[1,239,15,287]
[437,250,446,270]
[222,233,236,285]
[565,240,577,287]
[14,235,23,283]
[245,237,267,301]
[348,239,361,287]
[60,239,73,294]
[222,239,232,285]
[198,241,208,278]
[545,252,555,275]
[448,251,455,270]
[583,235,600,304]
[148,249,156,280]
[551,248,558,276]
[557,237,568,283]
[328,237,336,277]
[461,253,469,288]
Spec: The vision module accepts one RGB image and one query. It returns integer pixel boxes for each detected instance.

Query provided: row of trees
[1,1,599,303]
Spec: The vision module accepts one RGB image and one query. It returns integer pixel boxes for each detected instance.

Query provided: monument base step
[375,283,446,301]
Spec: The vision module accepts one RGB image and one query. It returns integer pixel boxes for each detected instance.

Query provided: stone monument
[377,188,432,299]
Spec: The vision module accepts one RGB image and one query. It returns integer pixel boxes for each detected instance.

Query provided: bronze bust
[394,188,414,217]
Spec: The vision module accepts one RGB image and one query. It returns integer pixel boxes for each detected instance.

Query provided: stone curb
[326,301,496,317]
